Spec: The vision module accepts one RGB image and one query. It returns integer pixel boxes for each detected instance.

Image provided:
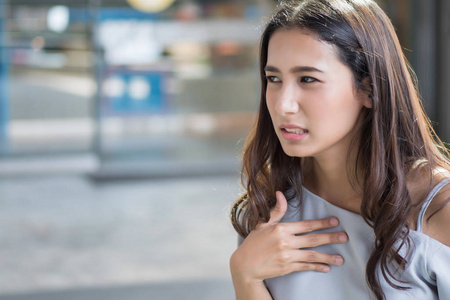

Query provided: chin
[280,145,308,158]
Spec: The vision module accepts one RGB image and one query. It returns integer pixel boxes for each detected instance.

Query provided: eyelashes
[300,76,317,83]
[265,75,318,83]
[266,75,281,82]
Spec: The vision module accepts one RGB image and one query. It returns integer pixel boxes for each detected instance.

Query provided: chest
[266,191,438,300]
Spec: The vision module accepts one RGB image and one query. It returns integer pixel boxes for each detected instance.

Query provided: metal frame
[0,0,10,154]
[411,0,437,121]
[436,0,450,143]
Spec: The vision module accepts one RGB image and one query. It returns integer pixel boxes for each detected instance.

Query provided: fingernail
[338,234,347,242]
[335,256,344,264]
[322,266,330,272]
[329,218,338,226]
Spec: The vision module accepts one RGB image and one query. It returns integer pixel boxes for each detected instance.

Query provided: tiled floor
[0,173,241,299]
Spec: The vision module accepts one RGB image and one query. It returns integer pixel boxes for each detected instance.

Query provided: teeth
[284,128,305,134]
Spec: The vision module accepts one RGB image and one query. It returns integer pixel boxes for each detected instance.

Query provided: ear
[359,77,373,109]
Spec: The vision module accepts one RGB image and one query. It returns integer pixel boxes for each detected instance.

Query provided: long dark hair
[231,0,450,299]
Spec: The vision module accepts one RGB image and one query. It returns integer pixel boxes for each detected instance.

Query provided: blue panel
[102,69,170,115]
[68,8,159,28]
[0,0,10,151]
[69,7,90,23]
[99,8,160,21]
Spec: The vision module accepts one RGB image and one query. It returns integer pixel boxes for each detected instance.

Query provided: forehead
[266,28,341,70]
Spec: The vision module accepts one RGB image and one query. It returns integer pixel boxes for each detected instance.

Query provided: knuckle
[273,223,287,234]
[306,234,319,246]
[305,251,317,262]
[302,220,315,232]
[278,252,291,263]
[276,238,289,251]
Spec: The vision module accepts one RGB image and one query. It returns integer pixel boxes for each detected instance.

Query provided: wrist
[230,251,265,286]
[232,274,270,300]
[231,269,264,287]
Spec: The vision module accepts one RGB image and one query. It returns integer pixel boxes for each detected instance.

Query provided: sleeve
[428,244,450,299]
[237,234,244,247]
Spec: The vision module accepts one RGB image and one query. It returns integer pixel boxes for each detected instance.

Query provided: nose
[275,83,299,115]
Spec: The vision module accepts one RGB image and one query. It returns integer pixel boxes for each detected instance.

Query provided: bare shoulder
[422,173,450,247]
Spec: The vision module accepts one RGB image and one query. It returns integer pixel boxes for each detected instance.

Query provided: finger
[268,191,288,224]
[283,217,340,235]
[293,232,348,248]
[282,262,331,276]
[287,250,344,266]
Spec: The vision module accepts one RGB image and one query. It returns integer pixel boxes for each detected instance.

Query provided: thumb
[268,191,288,224]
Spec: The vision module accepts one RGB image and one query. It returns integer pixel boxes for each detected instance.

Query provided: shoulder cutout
[423,181,450,247]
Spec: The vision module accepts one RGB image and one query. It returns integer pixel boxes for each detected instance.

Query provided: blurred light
[31,36,45,51]
[47,5,70,33]
[103,76,126,98]
[167,42,209,60]
[175,2,202,21]
[127,0,175,13]
[216,41,240,56]
[187,114,217,134]
[128,76,151,100]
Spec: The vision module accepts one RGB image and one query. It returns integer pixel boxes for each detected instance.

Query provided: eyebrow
[264,65,324,73]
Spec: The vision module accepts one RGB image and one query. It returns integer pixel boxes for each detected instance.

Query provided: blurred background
[0,0,448,299]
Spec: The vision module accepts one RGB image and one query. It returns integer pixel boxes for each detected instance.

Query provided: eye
[300,76,317,83]
[266,75,281,83]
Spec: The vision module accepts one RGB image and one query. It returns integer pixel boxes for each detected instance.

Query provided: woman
[229,0,450,299]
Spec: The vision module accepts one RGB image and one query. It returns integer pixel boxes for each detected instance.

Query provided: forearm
[231,275,272,300]
[230,252,272,300]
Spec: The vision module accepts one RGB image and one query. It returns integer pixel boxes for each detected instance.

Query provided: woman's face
[265,29,370,161]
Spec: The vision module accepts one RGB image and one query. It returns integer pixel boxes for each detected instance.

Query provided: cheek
[308,92,363,133]
[265,94,276,118]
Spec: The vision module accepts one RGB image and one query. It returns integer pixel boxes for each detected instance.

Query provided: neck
[303,154,363,214]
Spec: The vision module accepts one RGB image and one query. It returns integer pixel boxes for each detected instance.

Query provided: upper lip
[280,124,307,130]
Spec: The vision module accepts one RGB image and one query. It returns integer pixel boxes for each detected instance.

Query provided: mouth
[282,128,308,135]
[280,126,309,141]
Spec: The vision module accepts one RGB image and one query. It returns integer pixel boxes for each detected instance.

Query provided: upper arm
[424,183,450,246]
